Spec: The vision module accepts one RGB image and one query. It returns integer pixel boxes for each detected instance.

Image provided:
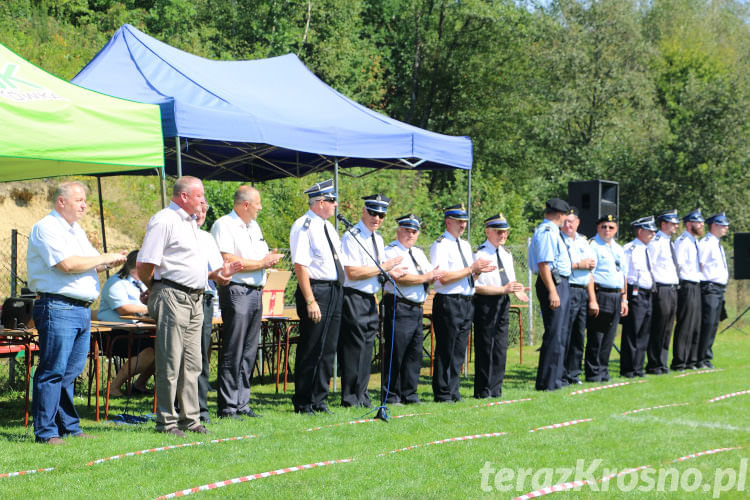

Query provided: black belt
[230,282,263,291]
[595,285,621,293]
[700,281,726,289]
[440,293,473,302]
[679,279,699,286]
[570,283,587,289]
[310,279,339,286]
[344,287,376,299]
[383,293,423,308]
[39,293,93,308]
[655,283,678,289]
[155,278,203,296]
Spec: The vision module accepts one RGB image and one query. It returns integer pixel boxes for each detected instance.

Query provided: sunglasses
[367,209,385,219]
[321,198,337,203]
[601,224,616,230]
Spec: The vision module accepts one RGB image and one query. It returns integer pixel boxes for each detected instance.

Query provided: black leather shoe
[218,412,241,420]
[239,408,262,418]
[703,361,715,369]
[360,400,373,409]
[313,405,332,415]
[294,406,315,415]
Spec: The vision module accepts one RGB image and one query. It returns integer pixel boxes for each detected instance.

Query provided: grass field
[1,323,749,499]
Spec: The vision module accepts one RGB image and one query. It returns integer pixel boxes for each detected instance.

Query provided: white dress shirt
[340,220,385,294]
[383,240,433,304]
[138,201,207,290]
[289,209,342,281]
[647,230,679,285]
[210,210,269,287]
[430,231,474,296]
[623,239,654,289]
[474,239,516,290]
[699,233,729,285]
[673,230,702,283]
[27,210,101,302]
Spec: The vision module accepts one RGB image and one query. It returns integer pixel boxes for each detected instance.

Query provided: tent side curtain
[72,24,471,181]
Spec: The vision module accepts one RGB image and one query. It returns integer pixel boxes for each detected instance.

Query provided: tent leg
[467,169,472,246]
[159,167,167,208]
[176,136,183,178]
[97,177,110,278]
[332,158,338,392]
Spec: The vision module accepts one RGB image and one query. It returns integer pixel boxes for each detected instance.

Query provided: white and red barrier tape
[529,419,593,433]
[473,398,533,408]
[674,368,723,378]
[674,447,742,462]
[0,467,55,479]
[708,390,750,403]
[87,435,257,466]
[569,380,645,395]
[512,465,650,499]
[622,402,689,415]
[305,412,427,432]
[154,458,353,499]
[378,432,507,456]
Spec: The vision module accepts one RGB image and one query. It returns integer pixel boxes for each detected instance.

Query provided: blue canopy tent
[72,24,472,181]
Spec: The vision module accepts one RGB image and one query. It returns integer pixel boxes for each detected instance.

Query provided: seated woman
[98,250,155,397]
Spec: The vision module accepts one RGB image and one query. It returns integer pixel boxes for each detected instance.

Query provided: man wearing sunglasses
[585,214,628,382]
[671,209,704,371]
[289,179,345,415]
[338,194,406,408]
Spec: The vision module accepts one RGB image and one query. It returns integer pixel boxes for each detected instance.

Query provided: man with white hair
[28,180,126,444]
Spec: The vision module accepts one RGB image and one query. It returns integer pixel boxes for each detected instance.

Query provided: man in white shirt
[430,204,495,402]
[671,208,704,371]
[27,181,126,444]
[137,176,239,436]
[620,216,657,378]
[646,209,680,375]
[473,214,528,399]
[289,179,344,415]
[381,214,443,405]
[697,212,730,369]
[338,194,404,408]
[211,186,283,419]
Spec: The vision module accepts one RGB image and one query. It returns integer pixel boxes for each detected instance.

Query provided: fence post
[11,228,17,297]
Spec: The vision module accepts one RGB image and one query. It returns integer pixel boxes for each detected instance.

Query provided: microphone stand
[337,215,405,422]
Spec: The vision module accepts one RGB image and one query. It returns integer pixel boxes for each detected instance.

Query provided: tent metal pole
[96,176,110,279]
[467,169,472,246]
[332,157,339,392]
[159,167,167,208]
[176,136,183,178]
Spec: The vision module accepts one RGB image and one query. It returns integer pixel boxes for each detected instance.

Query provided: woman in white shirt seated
[98,250,155,397]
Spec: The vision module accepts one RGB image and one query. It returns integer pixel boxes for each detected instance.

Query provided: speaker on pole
[567,180,619,238]
[734,233,750,280]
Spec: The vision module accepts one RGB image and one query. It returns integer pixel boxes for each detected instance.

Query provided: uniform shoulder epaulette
[350,226,361,236]
[588,237,596,243]
[435,235,445,243]
[623,242,634,253]
[302,217,311,230]
[544,226,551,231]
[476,243,488,252]
[653,233,662,241]
[677,233,687,241]
[387,241,397,248]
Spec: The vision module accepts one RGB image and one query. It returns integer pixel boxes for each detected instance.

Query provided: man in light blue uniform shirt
[585,214,628,382]
[697,212,730,369]
[528,198,572,391]
[27,181,126,444]
[620,216,657,378]
[561,207,596,385]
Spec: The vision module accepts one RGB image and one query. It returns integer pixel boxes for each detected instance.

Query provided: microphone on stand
[336,214,354,229]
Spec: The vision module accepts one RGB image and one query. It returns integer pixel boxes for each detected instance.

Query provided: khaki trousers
[148,283,203,431]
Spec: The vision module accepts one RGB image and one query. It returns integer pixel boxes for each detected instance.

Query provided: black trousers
[563,285,589,382]
[432,293,473,402]
[535,276,570,391]
[698,282,725,366]
[646,284,677,374]
[217,284,263,416]
[585,289,621,381]
[338,288,378,406]
[620,286,653,377]
[198,293,213,421]
[292,281,343,411]
[381,294,423,404]
[671,281,701,370]
[473,294,510,398]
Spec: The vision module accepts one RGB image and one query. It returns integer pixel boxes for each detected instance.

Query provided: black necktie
[408,248,429,292]
[372,233,385,285]
[323,223,345,286]
[644,245,655,288]
[693,238,702,272]
[496,248,509,286]
[670,240,679,273]
[720,243,728,273]
[456,238,474,288]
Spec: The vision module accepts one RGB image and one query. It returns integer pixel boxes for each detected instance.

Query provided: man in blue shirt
[585,214,628,382]
[528,198,572,391]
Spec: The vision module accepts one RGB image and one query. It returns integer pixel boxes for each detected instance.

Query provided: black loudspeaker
[1,297,35,329]
[568,180,619,238]
[734,233,750,280]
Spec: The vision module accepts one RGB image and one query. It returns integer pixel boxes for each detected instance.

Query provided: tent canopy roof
[72,24,472,181]
[0,42,164,182]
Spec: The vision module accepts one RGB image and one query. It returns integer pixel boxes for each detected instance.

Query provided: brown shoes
[42,436,66,445]
[187,425,209,434]
[159,427,187,437]
[72,432,96,439]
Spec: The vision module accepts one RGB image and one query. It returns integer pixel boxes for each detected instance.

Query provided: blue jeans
[32,296,91,440]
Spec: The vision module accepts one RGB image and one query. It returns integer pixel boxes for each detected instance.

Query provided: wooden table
[0,327,37,426]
